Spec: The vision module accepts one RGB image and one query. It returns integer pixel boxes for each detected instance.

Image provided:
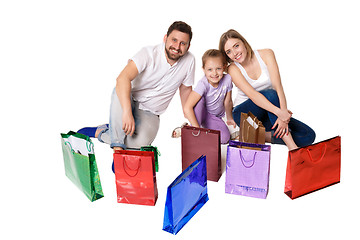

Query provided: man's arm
[115,60,139,136]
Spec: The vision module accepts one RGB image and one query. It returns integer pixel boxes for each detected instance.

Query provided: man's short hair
[167,21,192,43]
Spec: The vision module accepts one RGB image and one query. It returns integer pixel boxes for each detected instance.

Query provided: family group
[77,21,316,153]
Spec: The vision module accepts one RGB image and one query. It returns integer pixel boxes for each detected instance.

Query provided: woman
[219,29,315,150]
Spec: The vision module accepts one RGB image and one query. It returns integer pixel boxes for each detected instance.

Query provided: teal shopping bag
[60,131,104,202]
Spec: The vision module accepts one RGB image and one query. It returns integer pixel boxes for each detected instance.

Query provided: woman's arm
[228,63,281,115]
[259,49,289,113]
[228,62,290,138]
[183,91,202,127]
[261,49,294,137]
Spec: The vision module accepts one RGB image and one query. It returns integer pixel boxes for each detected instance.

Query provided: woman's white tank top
[233,50,273,106]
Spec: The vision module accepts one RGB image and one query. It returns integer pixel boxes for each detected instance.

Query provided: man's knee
[126,118,159,148]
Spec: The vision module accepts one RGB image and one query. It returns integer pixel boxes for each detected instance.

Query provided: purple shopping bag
[225,140,271,199]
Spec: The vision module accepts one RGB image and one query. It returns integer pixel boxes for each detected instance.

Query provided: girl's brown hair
[219,29,254,63]
[202,49,227,68]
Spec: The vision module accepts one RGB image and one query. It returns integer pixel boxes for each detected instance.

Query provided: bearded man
[78,21,195,151]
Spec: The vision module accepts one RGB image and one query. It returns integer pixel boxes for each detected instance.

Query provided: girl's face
[224,38,247,64]
[203,57,225,87]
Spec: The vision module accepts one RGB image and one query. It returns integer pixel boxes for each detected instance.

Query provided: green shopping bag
[140,145,160,172]
[60,131,104,202]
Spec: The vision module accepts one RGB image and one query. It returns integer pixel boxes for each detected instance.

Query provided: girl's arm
[183,91,202,127]
[224,91,236,127]
[179,84,193,117]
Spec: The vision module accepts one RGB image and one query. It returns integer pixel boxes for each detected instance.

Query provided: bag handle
[306,143,327,163]
[64,141,74,153]
[123,156,141,177]
[86,140,94,153]
[192,129,201,136]
[239,150,257,168]
[252,116,258,127]
[241,119,250,142]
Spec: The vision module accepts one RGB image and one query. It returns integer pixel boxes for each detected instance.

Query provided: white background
[1,0,359,239]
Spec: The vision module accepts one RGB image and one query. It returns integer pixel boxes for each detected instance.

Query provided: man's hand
[122,110,135,136]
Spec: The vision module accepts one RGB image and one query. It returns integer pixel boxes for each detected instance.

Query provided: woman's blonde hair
[219,29,254,63]
[202,49,227,68]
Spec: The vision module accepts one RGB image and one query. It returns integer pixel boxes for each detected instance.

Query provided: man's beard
[165,47,183,61]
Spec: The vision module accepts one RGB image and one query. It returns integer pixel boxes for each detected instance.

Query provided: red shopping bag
[284,136,341,199]
[181,125,221,182]
[114,150,158,206]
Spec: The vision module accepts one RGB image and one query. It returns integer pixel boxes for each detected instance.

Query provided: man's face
[164,30,190,64]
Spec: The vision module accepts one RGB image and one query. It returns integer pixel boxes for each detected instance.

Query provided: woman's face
[224,38,247,63]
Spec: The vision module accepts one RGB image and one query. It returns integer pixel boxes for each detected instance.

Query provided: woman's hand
[122,110,135,136]
[272,118,289,139]
[277,108,292,123]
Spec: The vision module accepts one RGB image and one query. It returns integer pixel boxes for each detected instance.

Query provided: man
[78,21,195,151]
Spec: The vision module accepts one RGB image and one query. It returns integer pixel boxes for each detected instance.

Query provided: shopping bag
[284,136,341,199]
[140,145,160,172]
[225,140,271,199]
[114,150,158,206]
[163,155,209,235]
[181,125,221,182]
[239,112,265,144]
[111,145,160,173]
[60,131,104,202]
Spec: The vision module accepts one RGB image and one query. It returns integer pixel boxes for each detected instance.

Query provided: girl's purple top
[194,74,232,117]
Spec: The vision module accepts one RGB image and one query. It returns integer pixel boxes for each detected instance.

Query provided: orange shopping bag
[284,136,341,199]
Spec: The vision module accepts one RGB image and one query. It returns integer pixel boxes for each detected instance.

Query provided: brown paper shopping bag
[240,112,265,144]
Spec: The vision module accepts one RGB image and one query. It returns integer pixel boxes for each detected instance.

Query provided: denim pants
[98,88,160,149]
[194,97,230,144]
[232,89,316,147]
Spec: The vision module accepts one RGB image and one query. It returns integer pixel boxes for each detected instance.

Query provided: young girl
[173,49,236,144]
[219,29,316,150]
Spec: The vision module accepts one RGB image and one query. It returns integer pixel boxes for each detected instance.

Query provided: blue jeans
[98,88,160,149]
[232,89,316,147]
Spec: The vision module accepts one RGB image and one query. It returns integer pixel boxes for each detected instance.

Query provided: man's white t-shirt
[130,43,195,115]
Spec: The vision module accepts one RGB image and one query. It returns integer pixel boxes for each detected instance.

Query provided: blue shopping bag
[162,155,209,235]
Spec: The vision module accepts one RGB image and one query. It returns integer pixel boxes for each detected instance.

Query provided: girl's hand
[122,111,135,136]
[272,118,289,139]
[226,119,237,128]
